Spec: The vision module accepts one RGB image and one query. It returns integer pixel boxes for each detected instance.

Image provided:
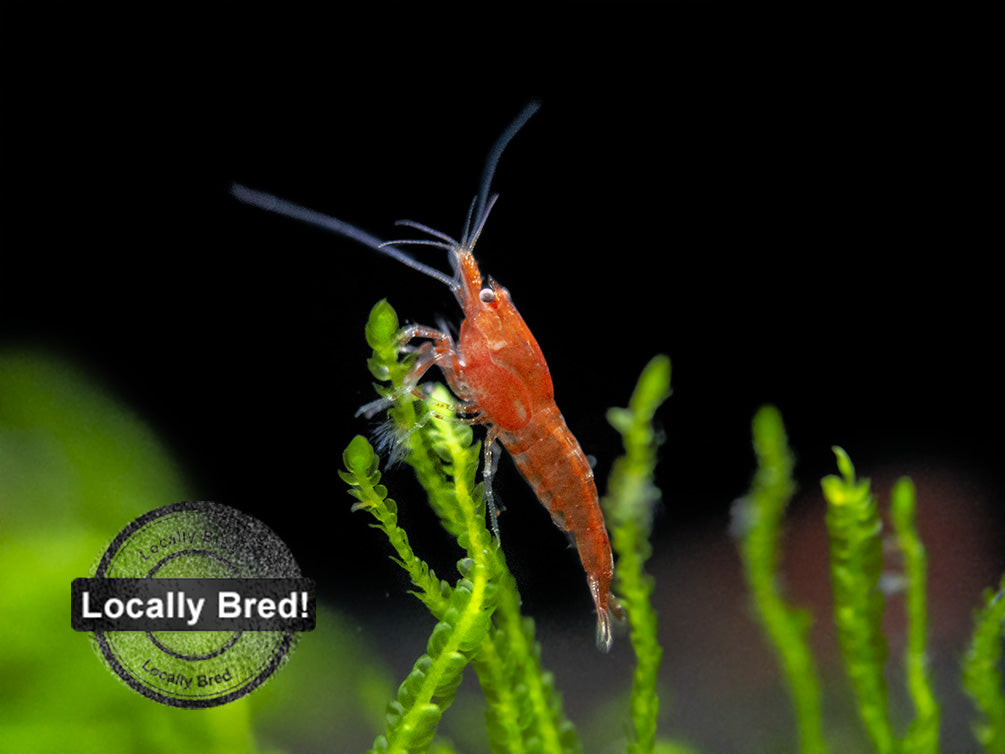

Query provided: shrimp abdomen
[499,408,618,650]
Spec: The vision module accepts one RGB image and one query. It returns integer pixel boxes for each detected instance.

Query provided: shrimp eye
[479,288,496,304]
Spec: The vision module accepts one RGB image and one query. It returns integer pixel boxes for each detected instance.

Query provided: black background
[5,8,1002,627]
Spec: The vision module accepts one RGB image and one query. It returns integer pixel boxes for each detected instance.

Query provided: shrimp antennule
[462,193,499,252]
[380,220,464,276]
[392,219,459,247]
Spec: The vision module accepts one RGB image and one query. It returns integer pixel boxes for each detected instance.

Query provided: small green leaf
[606,406,632,434]
[345,434,377,477]
[890,476,916,530]
[631,353,672,413]
[833,445,855,484]
[427,623,453,659]
[366,298,400,350]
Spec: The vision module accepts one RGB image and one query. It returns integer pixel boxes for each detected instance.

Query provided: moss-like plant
[602,354,672,754]
[821,448,897,754]
[889,477,940,753]
[343,300,578,753]
[8,299,1005,752]
[733,407,1005,754]
[342,300,680,754]
[963,575,1005,754]
[343,299,1005,754]
[733,406,827,754]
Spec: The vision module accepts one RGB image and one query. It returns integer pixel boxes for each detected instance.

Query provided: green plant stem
[344,428,532,754]
[340,434,452,617]
[423,388,577,753]
[890,477,939,753]
[342,434,498,754]
[821,448,894,754]
[603,354,672,754]
[357,299,580,754]
[735,406,827,754]
[488,567,581,753]
[963,575,1005,753]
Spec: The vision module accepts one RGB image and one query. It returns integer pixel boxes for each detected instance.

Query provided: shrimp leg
[357,324,456,419]
[364,319,507,542]
[481,428,504,541]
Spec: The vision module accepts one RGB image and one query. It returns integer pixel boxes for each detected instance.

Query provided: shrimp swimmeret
[231,103,623,650]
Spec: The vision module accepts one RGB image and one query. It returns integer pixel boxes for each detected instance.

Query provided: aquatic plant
[601,354,672,754]
[964,574,1005,754]
[733,406,827,754]
[341,300,678,753]
[0,352,393,753]
[734,407,1004,754]
[4,300,1004,751]
[343,300,1005,753]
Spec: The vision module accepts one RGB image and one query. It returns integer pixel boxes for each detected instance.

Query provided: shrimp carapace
[231,102,622,650]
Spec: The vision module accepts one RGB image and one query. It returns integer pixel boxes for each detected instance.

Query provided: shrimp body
[231,103,621,650]
[436,246,621,650]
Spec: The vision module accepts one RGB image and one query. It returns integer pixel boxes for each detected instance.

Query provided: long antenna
[471,101,541,239]
[231,102,541,288]
[230,183,456,289]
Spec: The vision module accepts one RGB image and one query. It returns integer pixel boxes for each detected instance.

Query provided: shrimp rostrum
[232,103,623,651]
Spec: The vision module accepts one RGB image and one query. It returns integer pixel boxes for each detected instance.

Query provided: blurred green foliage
[733,410,1005,753]
[733,406,826,754]
[963,575,1005,754]
[0,351,392,753]
[601,354,673,754]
